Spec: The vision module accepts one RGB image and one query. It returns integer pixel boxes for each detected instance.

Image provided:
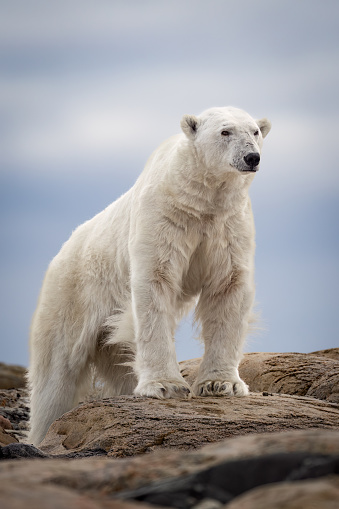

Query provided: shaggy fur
[28,106,271,445]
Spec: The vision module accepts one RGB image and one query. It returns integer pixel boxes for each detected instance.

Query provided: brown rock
[180,349,339,403]
[0,389,30,442]
[39,393,339,456]
[0,388,29,408]
[0,362,27,389]
[226,476,339,509]
[179,357,201,387]
[1,429,339,508]
[311,347,339,362]
[0,428,18,446]
[238,352,339,403]
[0,415,12,430]
[0,482,148,509]
[202,428,339,459]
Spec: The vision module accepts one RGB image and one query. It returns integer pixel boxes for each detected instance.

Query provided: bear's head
[181,107,271,178]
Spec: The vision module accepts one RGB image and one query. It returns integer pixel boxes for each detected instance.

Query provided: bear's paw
[134,380,192,400]
[194,379,249,397]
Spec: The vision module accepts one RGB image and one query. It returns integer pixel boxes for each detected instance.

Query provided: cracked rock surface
[39,392,339,457]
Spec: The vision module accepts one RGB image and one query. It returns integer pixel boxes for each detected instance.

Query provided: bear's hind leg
[92,343,137,397]
[28,360,91,446]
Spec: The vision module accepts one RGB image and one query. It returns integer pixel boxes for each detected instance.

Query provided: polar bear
[28,106,271,445]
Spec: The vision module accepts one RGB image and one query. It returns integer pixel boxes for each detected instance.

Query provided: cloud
[1,1,338,57]
[1,0,339,367]
[1,1,338,186]
[0,1,193,48]
[2,54,338,185]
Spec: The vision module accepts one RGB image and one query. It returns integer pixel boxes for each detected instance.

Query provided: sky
[1,0,338,367]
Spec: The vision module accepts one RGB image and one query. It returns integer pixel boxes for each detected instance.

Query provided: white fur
[28,107,271,445]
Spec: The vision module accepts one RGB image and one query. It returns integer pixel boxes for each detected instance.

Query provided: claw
[196,378,248,398]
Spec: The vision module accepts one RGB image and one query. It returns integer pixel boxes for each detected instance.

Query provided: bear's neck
[164,144,253,220]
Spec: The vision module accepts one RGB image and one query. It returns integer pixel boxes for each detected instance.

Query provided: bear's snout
[243,152,260,170]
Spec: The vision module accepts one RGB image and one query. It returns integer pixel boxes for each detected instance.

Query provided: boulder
[0,415,12,430]
[0,443,49,460]
[0,483,142,509]
[311,347,339,361]
[1,429,339,508]
[0,428,18,446]
[0,388,30,444]
[0,362,27,389]
[39,392,339,457]
[180,349,339,403]
[116,452,339,507]
[2,350,339,507]
[0,414,18,447]
[239,352,339,402]
[226,476,339,509]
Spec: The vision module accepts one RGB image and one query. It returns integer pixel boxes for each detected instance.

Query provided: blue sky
[1,0,338,366]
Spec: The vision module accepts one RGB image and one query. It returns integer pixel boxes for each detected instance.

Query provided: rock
[0,362,27,389]
[0,388,29,409]
[180,350,339,403]
[311,347,339,362]
[0,388,30,443]
[0,408,18,444]
[0,484,142,509]
[39,393,339,457]
[0,414,18,446]
[226,476,339,509]
[0,428,18,446]
[0,443,49,460]
[0,415,12,430]
[117,452,339,507]
[179,357,201,387]
[239,352,339,403]
[0,429,338,508]
[1,349,338,451]
[2,351,338,507]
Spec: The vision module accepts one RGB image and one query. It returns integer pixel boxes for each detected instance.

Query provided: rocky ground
[0,388,29,445]
[0,348,338,508]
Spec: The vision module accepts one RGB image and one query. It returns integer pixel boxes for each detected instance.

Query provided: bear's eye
[254,130,259,136]
[221,130,231,136]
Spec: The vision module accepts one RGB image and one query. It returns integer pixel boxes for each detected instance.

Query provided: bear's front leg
[193,267,253,398]
[130,253,192,400]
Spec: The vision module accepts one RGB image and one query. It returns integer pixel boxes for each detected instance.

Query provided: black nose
[244,153,260,170]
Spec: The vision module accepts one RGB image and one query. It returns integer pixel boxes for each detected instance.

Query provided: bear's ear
[256,118,271,138]
[181,114,200,139]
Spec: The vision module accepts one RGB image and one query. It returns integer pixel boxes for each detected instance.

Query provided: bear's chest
[186,208,253,274]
